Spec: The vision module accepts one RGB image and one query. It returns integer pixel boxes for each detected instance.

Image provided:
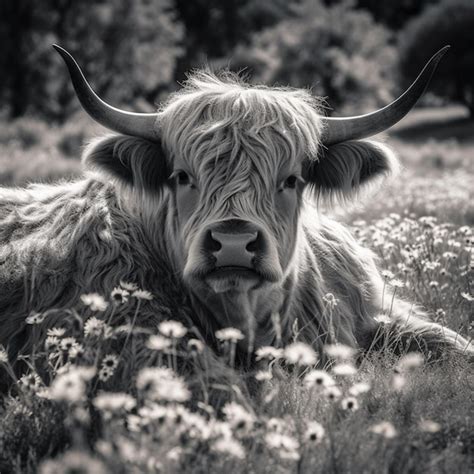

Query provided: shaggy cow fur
[0,72,471,372]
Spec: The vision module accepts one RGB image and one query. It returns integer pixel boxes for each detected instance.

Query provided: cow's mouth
[208,266,259,279]
[204,266,262,293]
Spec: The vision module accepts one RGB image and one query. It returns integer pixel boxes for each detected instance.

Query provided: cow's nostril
[203,230,222,252]
[245,232,261,253]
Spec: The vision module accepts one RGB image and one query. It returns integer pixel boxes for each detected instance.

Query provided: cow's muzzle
[184,218,282,291]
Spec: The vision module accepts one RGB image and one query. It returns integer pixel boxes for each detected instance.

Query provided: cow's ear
[83,134,170,191]
[303,140,399,202]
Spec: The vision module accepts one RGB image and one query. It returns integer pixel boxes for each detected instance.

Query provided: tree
[0,0,184,120]
[227,0,396,115]
[399,0,474,116]
[352,0,439,30]
[172,0,300,80]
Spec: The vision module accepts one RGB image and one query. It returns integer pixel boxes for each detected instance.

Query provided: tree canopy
[0,0,467,120]
[0,0,183,119]
[228,0,396,115]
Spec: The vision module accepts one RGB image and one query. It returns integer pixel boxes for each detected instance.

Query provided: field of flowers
[0,114,472,473]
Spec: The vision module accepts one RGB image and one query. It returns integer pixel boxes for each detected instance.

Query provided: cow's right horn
[53,45,159,142]
[320,46,450,146]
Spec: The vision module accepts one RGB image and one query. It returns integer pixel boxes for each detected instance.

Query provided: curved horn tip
[320,46,451,146]
[52,43,160,142]
[426,45,450,68]
[52,44,69,57]
[52,45,78,72]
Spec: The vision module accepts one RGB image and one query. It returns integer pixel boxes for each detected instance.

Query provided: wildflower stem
[230,340,237,368]
[172,339,177,372]
[1,361,18,383]
[389,288,397,317]
[119,300,141,360]
[381,281,386,311]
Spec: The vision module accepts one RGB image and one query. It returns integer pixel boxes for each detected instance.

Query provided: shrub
[0,117,50,149]
[228,0,396,114]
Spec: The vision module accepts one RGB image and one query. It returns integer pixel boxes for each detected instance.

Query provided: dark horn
[320,46,450,146]
[53,45,159,142]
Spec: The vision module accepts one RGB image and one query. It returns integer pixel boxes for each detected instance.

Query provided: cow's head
[54,45,447,320]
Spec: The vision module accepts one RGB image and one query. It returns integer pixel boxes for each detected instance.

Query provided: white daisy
[304,421,325,444]
[158,320,187,339]
[341,396,359,411]
[26,312,46,325]
[369,421,397,439]
[418,419,441,433]
[212,436,245,459]
[284,342,317,366]
[146,335,172,351]
[98,366,114,382]
[324,343,356,360]
[84,317,107,338]
[396,352,424,372]
[101,354,119,371]
[132,289,154,300]
[110,287,129,305]
[81,293,109,312]
[264,432,300,461]
[255,346,284,361]
[222,402,255,434]
[324,386,342,401]
[45,336,60,352]
[0,345,8,364]
[93,392,136,414]
[120,280,139,291]
[332,363,357,377]
[187,338,205,353]
[47,327,66,337]
[304,370,335,389]
[348,382,371,396]
[215,327,245,342]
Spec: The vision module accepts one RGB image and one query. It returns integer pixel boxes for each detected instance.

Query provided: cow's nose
[208,230,259,267]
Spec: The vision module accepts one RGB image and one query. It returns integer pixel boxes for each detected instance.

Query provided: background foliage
[2,0,472,120]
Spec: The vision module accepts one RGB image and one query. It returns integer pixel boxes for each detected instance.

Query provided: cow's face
[157,82,324,296]
[84,78,396,301]
[168,137,304,295]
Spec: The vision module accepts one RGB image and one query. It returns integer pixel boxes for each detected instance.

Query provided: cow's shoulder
[301,213,380,295]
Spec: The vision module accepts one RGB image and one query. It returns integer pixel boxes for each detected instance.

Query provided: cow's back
[0,179,188,356]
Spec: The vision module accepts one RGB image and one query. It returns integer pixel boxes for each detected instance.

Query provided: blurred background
[0,0,472,222]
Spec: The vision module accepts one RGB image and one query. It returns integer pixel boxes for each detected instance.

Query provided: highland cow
[0,45,471,367]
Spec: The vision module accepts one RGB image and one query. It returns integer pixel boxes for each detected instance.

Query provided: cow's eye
[284,175,298,189]
[176,171,191,186]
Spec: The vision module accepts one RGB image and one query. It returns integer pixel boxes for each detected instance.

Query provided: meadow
[0,108,472,473]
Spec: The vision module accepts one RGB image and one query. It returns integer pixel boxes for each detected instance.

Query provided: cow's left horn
[320,46,449,146]
[53,45,159,142]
